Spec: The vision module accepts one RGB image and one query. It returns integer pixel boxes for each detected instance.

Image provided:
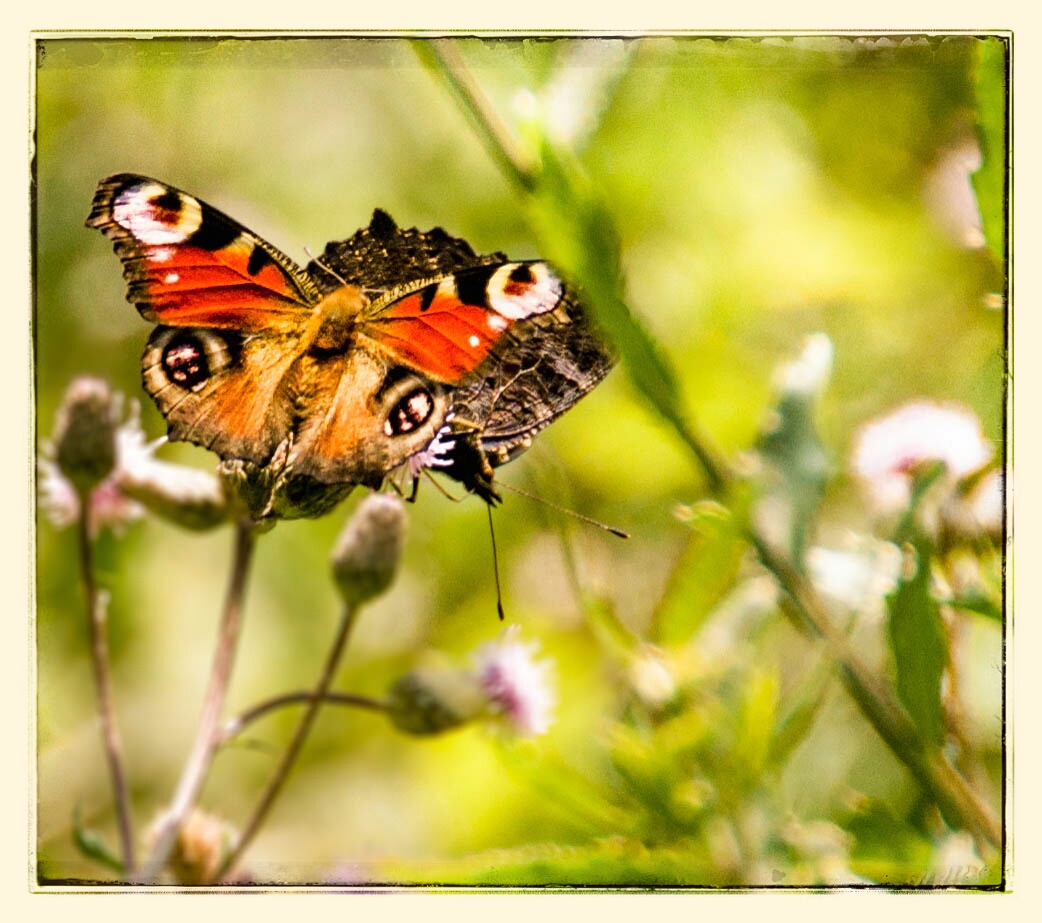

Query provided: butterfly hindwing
[142,325,301,466]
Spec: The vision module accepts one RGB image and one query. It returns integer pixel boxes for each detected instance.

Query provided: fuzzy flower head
[851,400,993,517]
[39,379,157,536]
[473,626,555,737]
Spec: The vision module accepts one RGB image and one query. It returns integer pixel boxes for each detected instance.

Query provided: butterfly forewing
[87,174,320,331]
[361,261,564,382]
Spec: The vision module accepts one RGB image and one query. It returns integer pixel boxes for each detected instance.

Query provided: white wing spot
[164,272,180,285]
[487,262,562,319]
[487,314,508,332]
[468,334,481,348]
[112,182,203,245]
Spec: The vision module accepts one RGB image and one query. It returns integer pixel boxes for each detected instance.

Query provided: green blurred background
[34,35,1005,885]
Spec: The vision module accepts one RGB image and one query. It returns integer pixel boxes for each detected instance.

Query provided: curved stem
[78,511,135,873]
[214,600,360,881]
[220,690,387,744]
[137,518,258,883]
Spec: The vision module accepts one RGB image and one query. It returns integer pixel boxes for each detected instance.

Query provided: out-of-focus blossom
[512,40,633,150]
[851,400,994,518]
[807,538,902,615]
[473,626,556,737]
[775,332,834,396]
[923,136,986,249]
[628,647,677,709]
[777,818,871,886]
[927,831,989,886]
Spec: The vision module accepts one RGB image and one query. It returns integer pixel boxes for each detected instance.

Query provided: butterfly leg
[439,416,502,506]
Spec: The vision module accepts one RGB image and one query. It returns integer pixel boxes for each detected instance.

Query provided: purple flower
[473,627,555,737]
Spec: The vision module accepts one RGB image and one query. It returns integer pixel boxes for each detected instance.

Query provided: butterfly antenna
[487,504,506,621]
[497,480,630,539]
[303,245,350,287]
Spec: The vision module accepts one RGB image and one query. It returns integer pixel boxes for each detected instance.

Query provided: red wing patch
[87,174,319,332]
[362,261,564,382]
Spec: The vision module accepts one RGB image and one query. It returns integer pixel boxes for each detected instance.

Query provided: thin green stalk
[220,690,387,745]
[415,39,536,193]
[421,45,1002,851]
[214,600,361,881]
[137,518,258,883]
[78,511,135,873]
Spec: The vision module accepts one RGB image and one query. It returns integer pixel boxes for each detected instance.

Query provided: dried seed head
[330,493,406,606]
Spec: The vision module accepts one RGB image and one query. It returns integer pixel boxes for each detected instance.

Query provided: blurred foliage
[34,34,1005,888]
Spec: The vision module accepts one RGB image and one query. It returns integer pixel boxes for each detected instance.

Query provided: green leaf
[528,143,689,428]
[381,836,714,886]
[844,799,935,885]
[653,498,750,645]
[971,37,1008,265]
[886,537,947,747]
[755,337,833,564]
[946,586,1002,622]
[732,668,781,785]
[767,658,832,769]
[72,805,124,874]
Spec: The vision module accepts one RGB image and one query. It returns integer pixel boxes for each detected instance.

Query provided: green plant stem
[416,39,536,193]
[214,600,361,881]
[754,537,1001,848]
[422,45,1002,852]
[136,518,258,883]
[219,691,387,744]
[78,510,135,874]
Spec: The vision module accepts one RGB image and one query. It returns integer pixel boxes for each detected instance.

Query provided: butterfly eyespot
[162,333,211,392]
[384,388,435,437]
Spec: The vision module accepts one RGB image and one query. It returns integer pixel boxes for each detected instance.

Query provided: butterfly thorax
[307,285,369,355]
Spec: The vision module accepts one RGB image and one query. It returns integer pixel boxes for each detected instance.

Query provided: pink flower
[851,400,993,517]
[473,627,555,737]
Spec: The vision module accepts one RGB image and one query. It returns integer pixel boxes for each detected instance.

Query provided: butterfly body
[88,174,612,520]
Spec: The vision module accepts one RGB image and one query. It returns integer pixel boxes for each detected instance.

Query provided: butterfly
[87,174,613,520]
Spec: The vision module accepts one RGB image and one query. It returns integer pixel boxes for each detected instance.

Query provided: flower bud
[51,377,120,493]
[117,456,230,530]
[386,664,486,736]
[147,808,235,886]
[330,493,406,606]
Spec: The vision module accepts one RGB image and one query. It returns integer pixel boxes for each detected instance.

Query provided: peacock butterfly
[87,174,613,520]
